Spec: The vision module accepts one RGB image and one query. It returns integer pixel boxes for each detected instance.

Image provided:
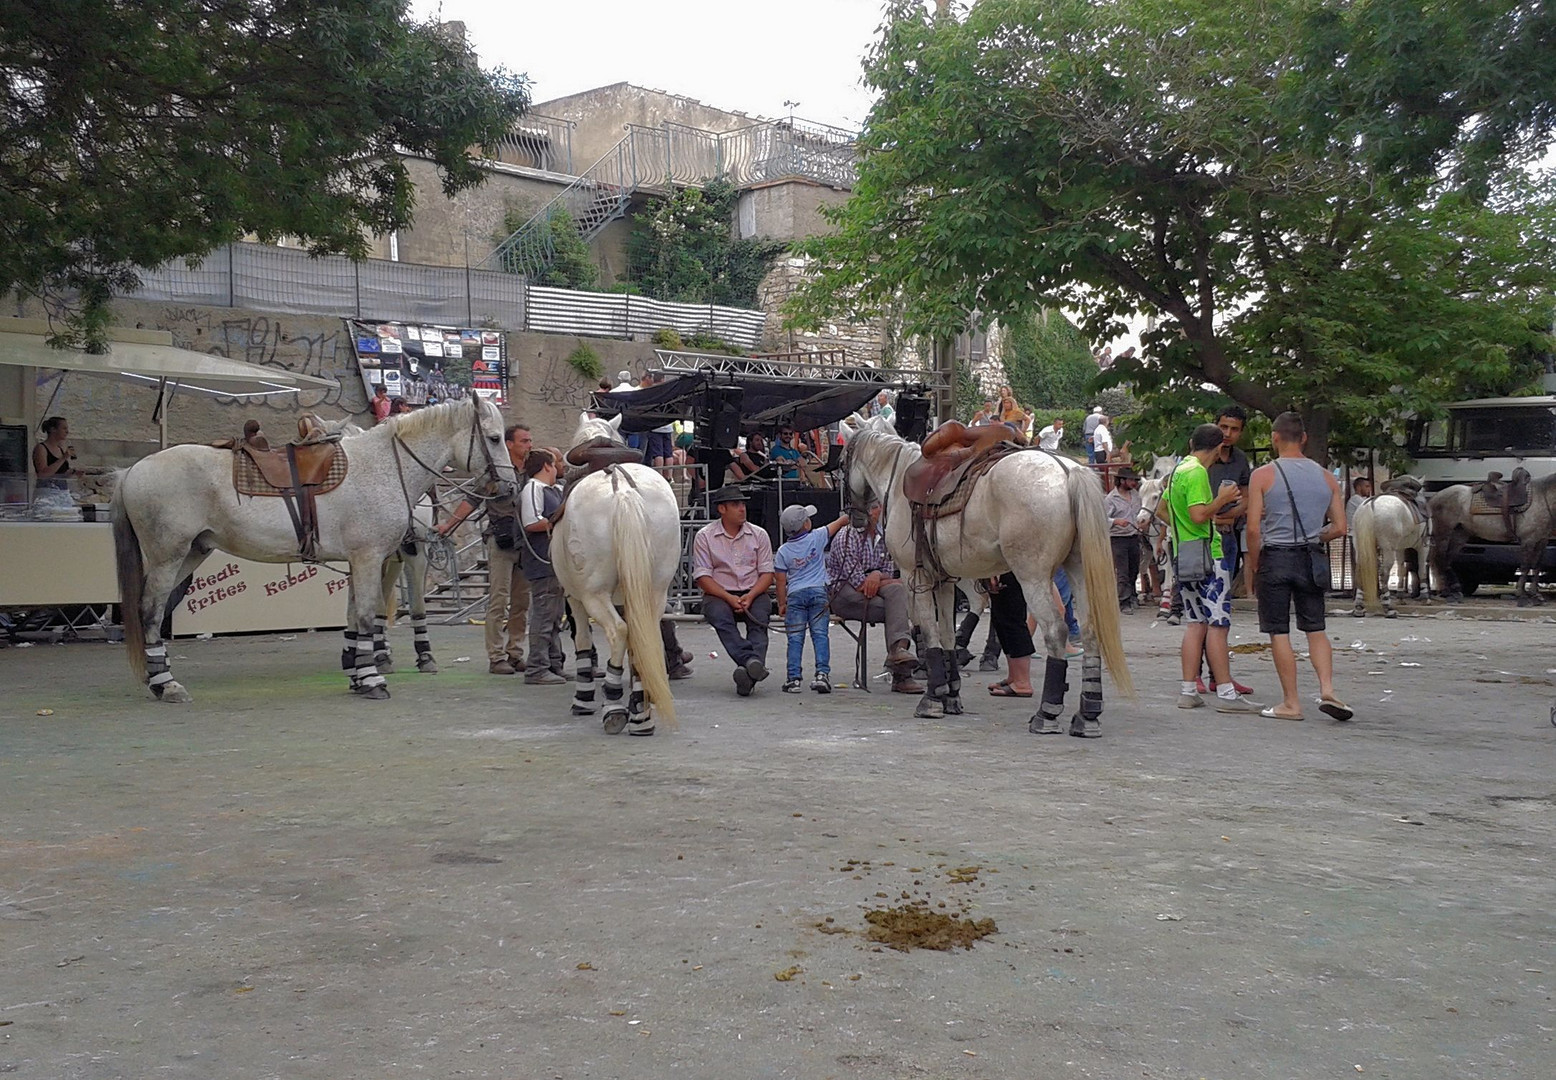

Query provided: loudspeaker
[701,385,744,449]
[894,393,932,443]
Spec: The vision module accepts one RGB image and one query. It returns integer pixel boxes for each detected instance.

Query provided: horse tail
[113,481,147,681]
[1068,466,1135,698]
[1354,500,1379,611]
[613,480,677,730]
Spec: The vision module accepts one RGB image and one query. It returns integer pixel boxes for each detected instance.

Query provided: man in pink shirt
[693,485,775,696]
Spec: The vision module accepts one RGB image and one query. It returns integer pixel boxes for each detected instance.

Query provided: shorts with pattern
[1182,550,1234,628]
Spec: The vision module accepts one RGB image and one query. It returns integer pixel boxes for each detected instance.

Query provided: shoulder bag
[1167,463,1215,585]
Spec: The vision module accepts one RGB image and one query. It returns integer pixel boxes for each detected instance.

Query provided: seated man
[691,485,774,697]
[826,500,923,693]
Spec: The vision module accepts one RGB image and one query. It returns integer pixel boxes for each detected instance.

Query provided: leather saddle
[1380,476,1430,525]
[1474,467,1531,515]
[551,436,644,526]
[227,415,348,560]
[904,421,1024,511]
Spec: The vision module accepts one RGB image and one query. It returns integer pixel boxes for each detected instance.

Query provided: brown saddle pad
[1470,489,1530,517]
[234,443,348,497]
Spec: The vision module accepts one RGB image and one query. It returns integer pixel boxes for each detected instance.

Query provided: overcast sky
[412,0,888,131]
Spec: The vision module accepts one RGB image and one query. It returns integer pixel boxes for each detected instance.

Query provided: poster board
[171,557,350,636]
[346,319,507,409]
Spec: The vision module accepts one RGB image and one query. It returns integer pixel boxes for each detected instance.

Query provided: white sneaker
[1177,692,1205,709]
[1214,693,1266,714]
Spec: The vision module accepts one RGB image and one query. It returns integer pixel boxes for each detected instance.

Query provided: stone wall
[753,257,927,373]
[531,83,758,167]
[393,155,573,269]
[737,180,851,244]
[10,296,664,460]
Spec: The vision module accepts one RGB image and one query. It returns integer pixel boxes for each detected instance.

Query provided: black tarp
[592,372,889,434]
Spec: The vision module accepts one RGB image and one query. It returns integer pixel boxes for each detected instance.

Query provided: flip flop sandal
[1260,706,1304,721]
[1318,698,1354,722]
[988,682,1033,698]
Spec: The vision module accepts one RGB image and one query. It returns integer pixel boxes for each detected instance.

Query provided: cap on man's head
[709,484,749,506]
[1092,405,1103,414]
[780,503,818,537]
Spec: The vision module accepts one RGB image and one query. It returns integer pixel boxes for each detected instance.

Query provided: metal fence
[526,286,768,348]
[131,244,769,346]
[133,243,527,329]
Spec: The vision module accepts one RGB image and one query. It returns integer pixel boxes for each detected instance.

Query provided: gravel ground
[2,604,1553,1080]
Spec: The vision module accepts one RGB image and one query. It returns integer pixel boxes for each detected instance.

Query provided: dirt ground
[2,603,1554,1080]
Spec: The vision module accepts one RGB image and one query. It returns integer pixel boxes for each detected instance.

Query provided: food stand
[0,319,345,635]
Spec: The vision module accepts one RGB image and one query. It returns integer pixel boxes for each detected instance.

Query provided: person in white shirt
[1092,415,1115,460]
[517,450,567,685]
[611,370,636,393]
[1037,418,1065,451]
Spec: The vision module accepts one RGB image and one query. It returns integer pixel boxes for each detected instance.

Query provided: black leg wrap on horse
[1070,654,1104,738]
[924,647,950,698]
[341,630,358,673]
[1030,656,1068,734]
[603,661,625,701]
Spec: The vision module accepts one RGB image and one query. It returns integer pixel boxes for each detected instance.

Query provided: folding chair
[833,612,883,692]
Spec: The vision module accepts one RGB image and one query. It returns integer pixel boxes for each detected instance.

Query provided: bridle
[840,428,911,534]
[389,398,513,537]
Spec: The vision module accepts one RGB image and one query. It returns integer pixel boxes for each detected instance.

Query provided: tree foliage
[498,208,600,290]
[999,308,1099,411]
[627,178,788,308]
[790,0,1556,459]
[1,0,530,346]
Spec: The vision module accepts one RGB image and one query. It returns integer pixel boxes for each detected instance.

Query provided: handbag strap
[1272,460,1316,545]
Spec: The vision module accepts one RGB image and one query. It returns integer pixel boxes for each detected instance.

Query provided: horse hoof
[627,718,656,736]
[1030,714,1063,735]
[1069,713,1101,738]
[155,682,192,704]
[603,709,629,735]
[943,695,964,715]
[1384,609,1398,619]
[914,696,945,719]
[571,703,598,716]
[360,684,391,700]
[417,659,439,674]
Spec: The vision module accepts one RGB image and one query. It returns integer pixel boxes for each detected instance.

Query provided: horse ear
[608,413,623,433]
[578,410,592,425]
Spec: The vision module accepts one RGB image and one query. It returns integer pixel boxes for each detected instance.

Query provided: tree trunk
[1299,404,1332,464]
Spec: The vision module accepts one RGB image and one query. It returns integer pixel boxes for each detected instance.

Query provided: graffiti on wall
[159,308,366,415]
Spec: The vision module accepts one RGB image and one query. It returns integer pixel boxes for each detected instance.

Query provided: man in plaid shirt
[826,501,922,693]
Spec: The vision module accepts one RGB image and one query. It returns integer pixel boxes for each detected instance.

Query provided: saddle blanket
[233,445,348,498]
[1469,491,1526,518]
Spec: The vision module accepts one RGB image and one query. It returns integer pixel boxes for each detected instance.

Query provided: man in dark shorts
[1245,412,1353,722]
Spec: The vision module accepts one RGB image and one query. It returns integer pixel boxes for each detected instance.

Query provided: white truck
[1405,393,1556,593]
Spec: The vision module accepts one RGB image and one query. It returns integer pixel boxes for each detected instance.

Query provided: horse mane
[380,397,476,440]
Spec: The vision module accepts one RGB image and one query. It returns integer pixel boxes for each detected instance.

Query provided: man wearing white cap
[1083,406,1104,463]
[775,503,850,694]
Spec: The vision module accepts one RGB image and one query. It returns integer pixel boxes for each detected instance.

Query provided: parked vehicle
[1405,394,1556,593]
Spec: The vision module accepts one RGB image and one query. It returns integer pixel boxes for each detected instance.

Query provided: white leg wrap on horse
[373,614,387,652]
[145,645,173,689]
[603,661,625,702]
[354,642,385,688]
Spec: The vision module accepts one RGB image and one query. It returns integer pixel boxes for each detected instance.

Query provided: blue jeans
[1054,568,1081,639]
[784,586,831,680]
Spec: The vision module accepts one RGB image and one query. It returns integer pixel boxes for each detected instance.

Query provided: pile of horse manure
[864,906,997,952]
[1229,642,1272,654]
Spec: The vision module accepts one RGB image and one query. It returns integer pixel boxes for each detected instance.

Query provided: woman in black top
[32,416,74,490]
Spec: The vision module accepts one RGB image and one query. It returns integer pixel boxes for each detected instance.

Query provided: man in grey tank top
[1245,412,1353,722]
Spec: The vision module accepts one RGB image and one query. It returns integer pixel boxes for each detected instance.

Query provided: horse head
[1147,453,1179,481]
[569,410,625,452]
[418,396,518,497]
[1136,477,1165,531]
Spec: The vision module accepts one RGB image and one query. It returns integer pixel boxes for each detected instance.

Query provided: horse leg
[626,649,655,737]
[1382,550,1399,618]
[404,548,437,673]
[937,584,963,715]
[1061,553,1103,738]
[1020,578,1070,740]
[579,592,629,733]
[141,546,206,703]
[907,582,947,719]
[373,556,397,672]
[347,560,390,699]
[569,601,599,716]
[1517,538,1544,606]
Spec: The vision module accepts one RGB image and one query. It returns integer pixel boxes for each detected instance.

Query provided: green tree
[628,178,788,308]
[1,0,530,347]
[999,308,1099,411]
[496,208,599,290]
[789,0,1556,460]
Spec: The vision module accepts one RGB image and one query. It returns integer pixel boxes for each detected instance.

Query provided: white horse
[1136,476,1176,616]
[113,397,517,701]
[553,413,681,735]
[1352,493,1431,617]
[839,414,1133,736]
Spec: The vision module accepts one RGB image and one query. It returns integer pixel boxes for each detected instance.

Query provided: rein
[390,400,511,540]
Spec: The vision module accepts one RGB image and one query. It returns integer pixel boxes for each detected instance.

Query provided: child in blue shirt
[774,503,850,693]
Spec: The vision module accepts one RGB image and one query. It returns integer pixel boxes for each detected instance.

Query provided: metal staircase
[481,118,859,281]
